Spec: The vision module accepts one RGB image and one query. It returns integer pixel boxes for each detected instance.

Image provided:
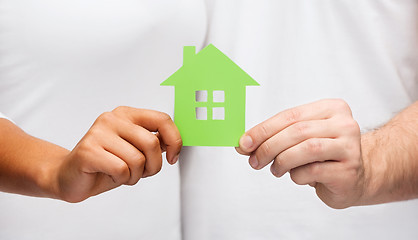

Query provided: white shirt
[0,0,206,239]
[181,0,418,239]
[1,0,417,239]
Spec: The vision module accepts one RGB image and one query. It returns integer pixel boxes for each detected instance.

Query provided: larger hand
[236,99,363,209]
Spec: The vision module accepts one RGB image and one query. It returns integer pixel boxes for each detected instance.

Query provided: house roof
[161,44,259,87]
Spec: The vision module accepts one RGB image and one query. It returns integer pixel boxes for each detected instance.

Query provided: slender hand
[0,107,182,203]
[236,99,418,209]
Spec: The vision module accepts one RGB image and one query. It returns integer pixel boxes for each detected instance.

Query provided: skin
[1,100,416,208]
[0,106,182,203]
[236,99,418,209]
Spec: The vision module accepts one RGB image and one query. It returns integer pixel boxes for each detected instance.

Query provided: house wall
[174,86,246,146]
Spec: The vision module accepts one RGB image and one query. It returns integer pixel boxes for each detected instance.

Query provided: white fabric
[0,112,13,122]
[180,1,418,240]
[0,0,206,239]
[0,0,417,240]
[0,112,7,119]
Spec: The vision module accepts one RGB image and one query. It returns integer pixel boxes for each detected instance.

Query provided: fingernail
[172,154,180,164]
[249,155,259,169]
[270,165,279,177]
[241,135,253,150]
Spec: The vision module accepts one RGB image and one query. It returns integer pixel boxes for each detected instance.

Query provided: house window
[195,107,207,120]
[212,107,225,120]
[213,90,225,102]
[195,90,208,102]
[195,90,225,121]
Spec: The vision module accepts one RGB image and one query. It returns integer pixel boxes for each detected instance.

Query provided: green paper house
[161,44,259,147]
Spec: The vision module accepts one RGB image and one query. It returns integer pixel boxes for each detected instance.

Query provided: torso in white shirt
[0,1,417,239]
[0,1,206,239]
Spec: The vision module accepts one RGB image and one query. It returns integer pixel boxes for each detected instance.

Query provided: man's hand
[236,99,364,209]
[56,107,182,203]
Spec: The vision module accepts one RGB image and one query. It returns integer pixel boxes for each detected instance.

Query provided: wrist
[31,141,70,200]
[358,115,418,205]
[358,131,388,205]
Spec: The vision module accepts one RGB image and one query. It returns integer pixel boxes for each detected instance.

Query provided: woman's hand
[57,107,182,203]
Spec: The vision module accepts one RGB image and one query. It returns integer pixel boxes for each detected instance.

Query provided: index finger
[113,107,182,164]
[237,99,344,154]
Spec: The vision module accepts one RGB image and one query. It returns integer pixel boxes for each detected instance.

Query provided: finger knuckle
[347,168,360,181]
[273,154,286,172]
[112,106,130,115]
[112,162,130,184]
[248,121,273,145]
[294,122,310,139]
[285,108,302,123]
[146,158,163,177]
[308,162,322,176]
[289,171,304,185]
[88,124,108,138]
[64,196,87,204]
[96,112,116,125]
[127,150,145,165]
[331,99,352,114]
[259,123,271,139]
[274,155,283,166]
[344,159,362,176]
[125,179,140,186]
[305,139,323,154]
[143,135,160,150]
[157,112,173,122]
[76,136,97,155]
[340,134,361,158]
[126,156,146,186]
[173,137,183,149]
[257,141,272,160]
[343,119,360,135]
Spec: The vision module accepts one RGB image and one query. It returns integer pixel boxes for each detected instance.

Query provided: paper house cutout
[161,44,259,146]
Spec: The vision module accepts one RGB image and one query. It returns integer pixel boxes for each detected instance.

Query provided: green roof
[161,44,259,87]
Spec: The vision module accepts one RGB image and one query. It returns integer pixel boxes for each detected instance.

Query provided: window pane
[213,90,225,102]
[195,90,207,102]
[196,107,207,120]
[212,107,225,120]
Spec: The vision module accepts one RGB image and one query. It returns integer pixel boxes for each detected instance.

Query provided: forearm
[360,101,418,205]
[0,119,68,199]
